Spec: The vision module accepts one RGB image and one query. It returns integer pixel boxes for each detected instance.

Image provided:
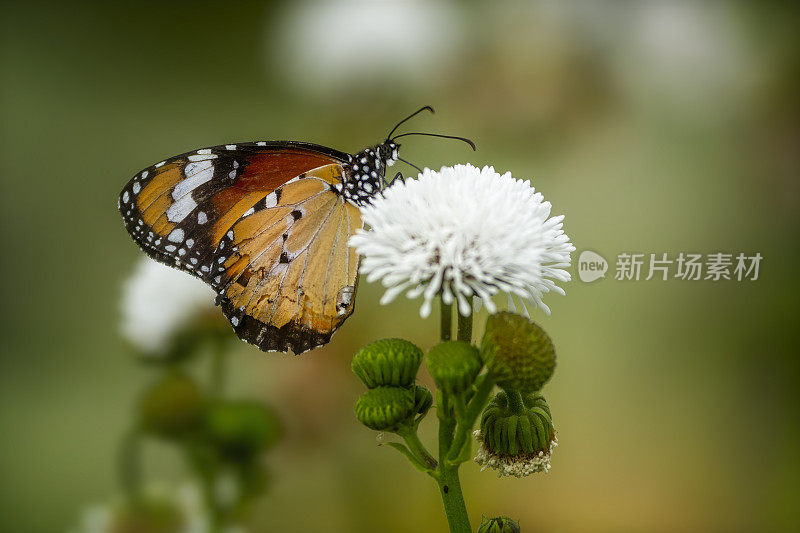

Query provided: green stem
[433,294,473,532]
[504,388,525,415]
[397,426,438,471]
[447,374,495,464]
[118,428,142,503]
[437,464,471,533]
[437,391,455,457]
[456,305,473,343]
[386,442,435,475]
[441,299,452,342]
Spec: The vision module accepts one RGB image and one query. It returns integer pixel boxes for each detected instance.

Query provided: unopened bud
[352,339,423,389]
[355,386,416,431]
[481,312,555,392]
[425,341,482,395]
[478,516,522,533]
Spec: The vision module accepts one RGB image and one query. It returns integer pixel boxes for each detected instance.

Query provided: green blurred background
[1,1,799,531]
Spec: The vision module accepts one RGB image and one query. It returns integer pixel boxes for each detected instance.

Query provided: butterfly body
[119,139,398,353]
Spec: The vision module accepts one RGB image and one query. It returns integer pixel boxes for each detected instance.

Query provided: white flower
[473,429,558,477]
[120,258,219,354]
[349,164,575,318]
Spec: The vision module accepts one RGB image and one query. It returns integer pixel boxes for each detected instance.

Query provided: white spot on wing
[225,144,236,150]
[198,211,208,224]
[166,195,198,222]
[173,161,214,199]
[168,228,185,243]
[187,153,218,162]
[132,182,141,194]
[122,191,129,203]
[155,161,165,168]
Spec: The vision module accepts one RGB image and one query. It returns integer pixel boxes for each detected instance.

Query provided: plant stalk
[397,426,438,471]
[441,299,453,342]
[456,305,473,342]
[505,388,525,415]
[435,294,472,532]
[446,374,495,463]
[437,464,471,533]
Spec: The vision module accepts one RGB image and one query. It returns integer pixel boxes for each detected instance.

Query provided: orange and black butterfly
[118,106,474,354]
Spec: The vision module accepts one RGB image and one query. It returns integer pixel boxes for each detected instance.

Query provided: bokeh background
[2,1,799,531]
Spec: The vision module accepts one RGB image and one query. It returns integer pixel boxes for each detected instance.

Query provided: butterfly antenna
[390,132,476,151]
[398,157,424,175]
[386,106,435,140]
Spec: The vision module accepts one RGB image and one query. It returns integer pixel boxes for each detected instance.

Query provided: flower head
[350,164,574,318]
[474,390,557,477]
[474,429,558,477]
[120,258,223,355]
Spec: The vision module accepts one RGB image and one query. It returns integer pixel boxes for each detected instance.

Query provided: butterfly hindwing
[118,143,361,353]
[212,165,363,353]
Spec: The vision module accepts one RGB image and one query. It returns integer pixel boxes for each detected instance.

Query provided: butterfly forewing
[118,143,362,353]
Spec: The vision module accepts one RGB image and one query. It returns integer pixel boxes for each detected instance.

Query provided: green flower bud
[204,401,282,461]
[138,373,205,439]
[413,384,433,416]
[478,516,522,533]
[475,390,557,477]
[355,386,416,431]
[352,338,423,389]
[481,312,556,392]
[425,341,483,395]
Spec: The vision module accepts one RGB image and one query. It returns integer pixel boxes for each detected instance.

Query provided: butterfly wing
[118,142,361,353]
[213,164,362,353]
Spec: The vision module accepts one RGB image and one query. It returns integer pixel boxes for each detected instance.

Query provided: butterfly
[118,106,475,354]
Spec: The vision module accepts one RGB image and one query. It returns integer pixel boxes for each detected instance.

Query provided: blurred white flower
[349,164,574,318]
[621,2,751,105]
[270,0,463,95]
[71,484,212,533]
[120,258,218,354]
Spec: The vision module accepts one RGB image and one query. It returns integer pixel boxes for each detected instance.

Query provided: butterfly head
[339,106,476,207]
[341,140,400,207]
